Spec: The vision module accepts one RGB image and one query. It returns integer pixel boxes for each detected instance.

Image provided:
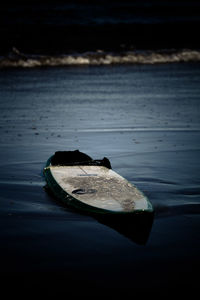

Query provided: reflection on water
[44,184,154,245]
[96,212,154,245]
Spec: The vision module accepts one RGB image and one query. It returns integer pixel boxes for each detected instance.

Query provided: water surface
[0,63,200,293]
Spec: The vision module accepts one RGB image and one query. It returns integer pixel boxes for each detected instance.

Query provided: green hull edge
[43,156,154,216]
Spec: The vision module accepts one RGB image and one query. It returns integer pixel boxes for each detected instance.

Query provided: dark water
[0,63,200,294]
[1,0,200,52]
[1,0,200,68]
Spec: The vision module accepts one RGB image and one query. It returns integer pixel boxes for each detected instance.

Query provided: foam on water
[1,49,200,68]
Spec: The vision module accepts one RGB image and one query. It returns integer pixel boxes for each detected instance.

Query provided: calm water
[0,63,200,293]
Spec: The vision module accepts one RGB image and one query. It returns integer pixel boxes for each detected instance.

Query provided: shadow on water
[95,212,154,245]
[44,185,154,245]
